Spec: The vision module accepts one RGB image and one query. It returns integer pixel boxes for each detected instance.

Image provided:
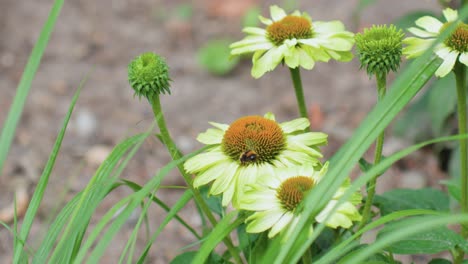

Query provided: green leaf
[342,214,468,263]
[197,40,239,75]
[440,177,461,201]
[374,188,450,216]
[0,0,64,181]
[200,185,223,216]
[357,0,377,11]
[428,258,453,264]
[428,74,457,136]
[378,223,466,254]
[237,223,259,262]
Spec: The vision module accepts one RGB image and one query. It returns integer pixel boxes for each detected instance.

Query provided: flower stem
[456,62,468,234]
[149,94,243,264]
[289,67,309,120]
[358,73,387,231]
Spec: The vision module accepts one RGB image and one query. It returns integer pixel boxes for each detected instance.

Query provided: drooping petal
[246,209,285,233]
[240,189,279,211]
[243,27,268,36]
[184,150,229,173]
[408,27,438,38]
[459,52,468,66]
[280,117,310,133]
[269,5,287,21]
[442,8,458,22]
[313,21,346,34]
[211,164,238,195]
[209,122,229,131]
[435,47,458,77]
[402,37,434,58]
[415,16,443,33]
[268,213,294,238]
[193,161,230,187]
[197,128,224,145]
[258,15,273,25]
[251,45,287,78]
[231,42,275,55]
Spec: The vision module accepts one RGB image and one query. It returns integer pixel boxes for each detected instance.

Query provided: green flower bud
[355,25,404,78]
[128,52,171,99]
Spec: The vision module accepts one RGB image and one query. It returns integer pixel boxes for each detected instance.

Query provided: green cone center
[442,22,468,53]
[222,116,285,166]
[277,176,315,212]
[266,15,313,45]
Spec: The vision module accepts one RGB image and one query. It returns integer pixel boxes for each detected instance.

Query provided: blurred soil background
[0,0,453,263]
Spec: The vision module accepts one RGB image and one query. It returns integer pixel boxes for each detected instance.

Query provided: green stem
[358,73,387,231]
[454,61,467,264]
[149,94,243,264]
[301,248,312,263]
[456,62,468,232]
[289,67,309,120]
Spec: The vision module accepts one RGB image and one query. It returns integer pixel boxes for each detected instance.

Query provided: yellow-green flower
[403,8,468,77]
[238,163,362,239]
[230,5,354,78]
[184,113,327,207]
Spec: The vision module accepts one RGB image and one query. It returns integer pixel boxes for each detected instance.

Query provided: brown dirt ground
[0,0,454,263]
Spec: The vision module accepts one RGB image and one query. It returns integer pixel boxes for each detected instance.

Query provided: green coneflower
[403,8,468,77]
[184,112,328,207]
[238,163,362,239]
[355,25,404,78]
[230,5,354,78]
[128,52,172,99]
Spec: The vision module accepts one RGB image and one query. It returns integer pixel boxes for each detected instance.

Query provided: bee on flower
[184,113,327,208]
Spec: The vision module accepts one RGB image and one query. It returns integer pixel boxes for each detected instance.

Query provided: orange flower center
[277,176,315,212]
[266,15,313,45]
[222,116,285,166]
[442,22,468,53]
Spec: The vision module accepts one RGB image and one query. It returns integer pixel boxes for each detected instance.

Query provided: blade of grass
[13,75,86,263]
[192,211,245,264]
[135,189,195,264]
[73,147,208,263]
[0,0,64,176]
[119,179,200,239]
[342,214,468,263]
[49,129,152,264]
[33,133,147,263]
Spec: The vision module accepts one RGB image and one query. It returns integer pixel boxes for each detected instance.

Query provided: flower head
[355,25,404,78]
[238,163,362,239]
[230,5,354,78]
[403,8,468,77]
[184,113,328,207]
[128,52,172,99]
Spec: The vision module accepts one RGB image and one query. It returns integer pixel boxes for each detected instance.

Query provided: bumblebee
[240,150,257,164]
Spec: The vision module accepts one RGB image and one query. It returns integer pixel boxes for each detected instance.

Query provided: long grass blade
[0,0,64,176]
[192,211,244,264]
[13,75,86,262]
[136,189,195,263]
[73,146,208,263]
